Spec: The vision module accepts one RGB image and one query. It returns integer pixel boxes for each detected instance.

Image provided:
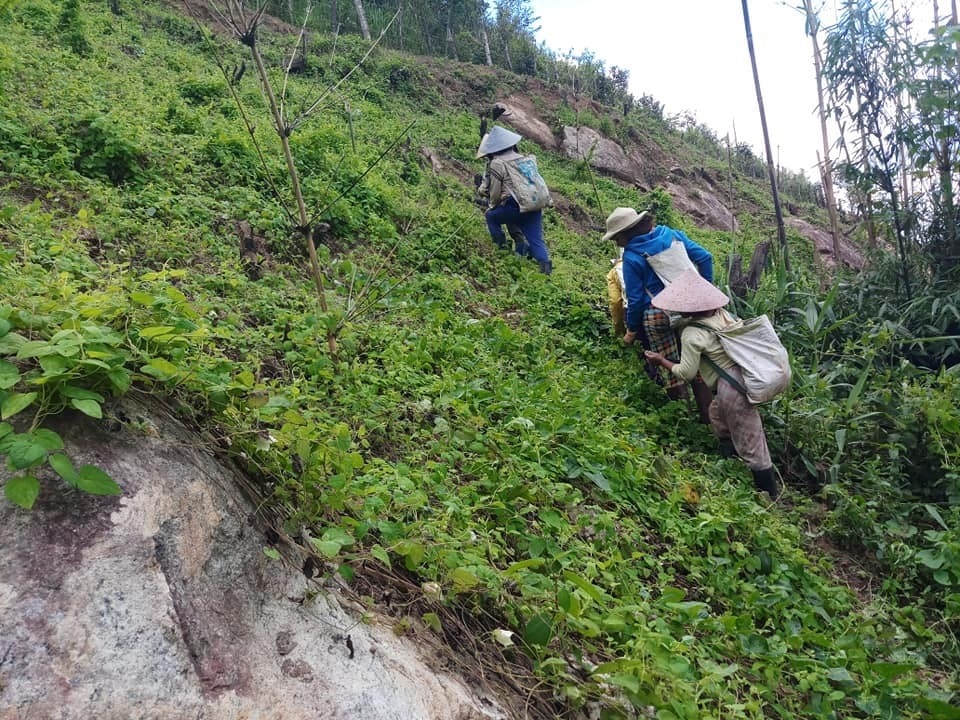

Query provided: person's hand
[623,330,637,345]
[644,350,663,365]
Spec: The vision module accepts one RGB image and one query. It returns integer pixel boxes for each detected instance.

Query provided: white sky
[528,0,933,179]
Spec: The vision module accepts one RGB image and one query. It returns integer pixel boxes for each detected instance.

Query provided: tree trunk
[353,0,371,41]
[934,0,959,263]
[954,0,960,62]
[741,0,790,272]
[445,4,456,59]
[804,0,841,261]
[480,24,492,65]
[397,1,403,51]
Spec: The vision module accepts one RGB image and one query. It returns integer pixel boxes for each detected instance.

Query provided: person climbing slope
[475,147,530,258]
[477,125,553,275]
[643,270,781,500]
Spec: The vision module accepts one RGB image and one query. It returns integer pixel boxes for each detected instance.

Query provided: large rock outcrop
[0,400,505,720]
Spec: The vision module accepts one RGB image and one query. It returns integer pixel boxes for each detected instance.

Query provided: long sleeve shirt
[670,308,739,389]
[621,225,713,332]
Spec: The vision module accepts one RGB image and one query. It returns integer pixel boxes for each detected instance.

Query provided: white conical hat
[476,125,523,158]
[650,269,730,313]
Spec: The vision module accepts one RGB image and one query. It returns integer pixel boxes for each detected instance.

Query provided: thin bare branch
[280,4,314,121]
[290,7,402,132]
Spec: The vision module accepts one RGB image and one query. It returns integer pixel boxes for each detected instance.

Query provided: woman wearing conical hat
[643,270,780,500]
[476,126,553,275]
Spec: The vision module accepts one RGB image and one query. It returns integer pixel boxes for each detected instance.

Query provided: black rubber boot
[717,437,738,459]
[751,467,780,500]
[538,259,553,275]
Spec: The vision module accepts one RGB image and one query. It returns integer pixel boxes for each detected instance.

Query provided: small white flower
[255,431,276,451]
[421,582,442,602]
[491,629,515,647]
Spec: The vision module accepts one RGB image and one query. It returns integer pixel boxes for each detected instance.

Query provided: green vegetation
[1,1,958,717]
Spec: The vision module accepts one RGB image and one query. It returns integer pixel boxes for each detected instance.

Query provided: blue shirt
[621,225,714,332]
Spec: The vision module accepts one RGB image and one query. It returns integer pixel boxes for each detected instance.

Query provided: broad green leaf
[262,546,281,560]
[38,355,70,377]
[659,586,686,603]
[32,429,64,451]
[2,391,37,420]
[48,453,79,485]
[395,540,425,569]
[868,662,915,681]
[699,659,739,677]
[422,612,442,633]
[739,633,769,656]
[584,469,611,492]
[140,358,180,380]
[0,317,10,337]
[557,588,581,617]
[916,549,945,569]
[601,614,626,632]
[370,543,391,568]
[61,385,104,401]
[107,368,131,393]
[607,672,640,695]
[321,526,355,547]
[5,437,47,470]
[0,422,12,440]
[0,360,19,389]
[917,698,960,719]
[16,340,56,359]
[0,332,25,355]
[139,326,176,339]
[71,398,102,418]
[129,291,156,305]
[503,558,545,575]
[523,614,553,647]
[448,567,479,592]
[311,539,342,558]
[827,667,856,686]
[4,475,40,509]
[76,465,122,495]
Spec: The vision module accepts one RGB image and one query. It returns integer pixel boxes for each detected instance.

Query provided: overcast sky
[527,0,931,179]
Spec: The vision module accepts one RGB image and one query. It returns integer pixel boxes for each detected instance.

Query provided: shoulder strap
[687,322,748,398]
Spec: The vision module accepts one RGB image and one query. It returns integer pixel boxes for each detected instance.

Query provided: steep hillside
[1,1,957,719]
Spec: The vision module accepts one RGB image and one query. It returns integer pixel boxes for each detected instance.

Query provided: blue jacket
[622,225,713,332]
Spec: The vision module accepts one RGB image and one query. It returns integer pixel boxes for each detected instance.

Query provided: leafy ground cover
[1,1,959,718]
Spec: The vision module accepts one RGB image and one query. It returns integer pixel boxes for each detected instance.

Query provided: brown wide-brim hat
[602,207,648,243]
[650,269,730,313]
